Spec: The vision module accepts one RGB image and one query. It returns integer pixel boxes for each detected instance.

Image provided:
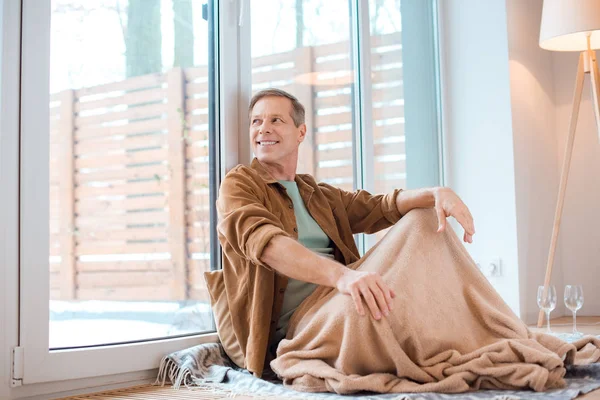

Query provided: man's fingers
[350,288,365,316]
[370,283,389,317]
[436,207,446,232]
[376,280,394,312]
[360,285,382,320]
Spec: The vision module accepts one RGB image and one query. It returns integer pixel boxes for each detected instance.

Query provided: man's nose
[259,121,272,134]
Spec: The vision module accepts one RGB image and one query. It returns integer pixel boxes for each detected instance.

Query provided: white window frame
[12,0,244,390]
[1,0,443,396]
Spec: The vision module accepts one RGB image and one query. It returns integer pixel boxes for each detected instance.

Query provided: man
[205,88,475,378]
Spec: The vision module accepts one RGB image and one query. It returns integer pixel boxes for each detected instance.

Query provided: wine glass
[564,285,584,337]
[537,285,557,334]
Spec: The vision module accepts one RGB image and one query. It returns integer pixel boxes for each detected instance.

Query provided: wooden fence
[49,31,405,302]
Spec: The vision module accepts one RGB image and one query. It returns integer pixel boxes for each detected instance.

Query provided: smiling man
[206,88,476,378]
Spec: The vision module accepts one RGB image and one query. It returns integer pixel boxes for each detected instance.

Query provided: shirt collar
[250,157,315,196]
[250,157,278,184]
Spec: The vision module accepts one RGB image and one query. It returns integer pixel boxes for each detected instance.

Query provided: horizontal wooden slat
[76,195,167,214]
[375,179,406,194]
[186,194,211,207]
[252,49,295,68]
[50,260,61,273]
[76,88,167,113]
[77,260,173,272]
[315,87,403,109]
[75,118,168,141]
[317,161,405,180]
[185,97,209,112]
[77,271,172,287]
[75,227,168,242]
[75,133,168,156]
[76,242,170,255]
[186,81,208,95]
[76,179,168,198]
[186,113,208,127]
[76,211,169,228]
[319,142,405,162]
[186,158,210,172]
[189,288,211,302]
[253,67,295,84]
[186,222,211,238]
[185,210,211,225]
[313,41,351,58]
[77,286,171,301]
[184,66,208,81]
[372,32,402,48]
[75,148,168,170]
[313,51,402,75]
[186,145,209,160]
[315,105,404,128]
[76,163,169,184]
[76,73,165,98]
[50,271,60,289]
[372,68,403,84]
[251,81,294,94]
[186,128,209,142]
[315,130,353,145]
[75,103,167,128]
[188,241,213,254]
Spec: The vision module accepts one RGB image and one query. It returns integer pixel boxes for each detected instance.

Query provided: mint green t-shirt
[272,179,335,348]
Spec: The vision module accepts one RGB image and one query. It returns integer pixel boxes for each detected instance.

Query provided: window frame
[16,0,229,387]
[0,0,444,396]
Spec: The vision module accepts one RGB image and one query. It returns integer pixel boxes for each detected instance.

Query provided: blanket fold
[270,209,600,394]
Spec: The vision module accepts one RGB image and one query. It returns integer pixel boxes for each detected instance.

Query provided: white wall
[442,0,600,324]
[505,0,565,324]
[553,52,600,317]
[439,0,521,316]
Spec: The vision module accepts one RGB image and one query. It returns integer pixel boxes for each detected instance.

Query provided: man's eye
[252,119,260,124]
[273,118,282,122]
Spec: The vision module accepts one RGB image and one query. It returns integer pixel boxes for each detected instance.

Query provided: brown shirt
[204,158,402,377]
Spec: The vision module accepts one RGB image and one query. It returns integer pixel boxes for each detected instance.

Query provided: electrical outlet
[488,257,502,277]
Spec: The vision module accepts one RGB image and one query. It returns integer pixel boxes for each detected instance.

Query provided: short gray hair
[248,88,305,127]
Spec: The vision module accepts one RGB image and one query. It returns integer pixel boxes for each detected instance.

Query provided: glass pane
[367,0,406,245]
[49,0,216,348]
[250,0,355,192]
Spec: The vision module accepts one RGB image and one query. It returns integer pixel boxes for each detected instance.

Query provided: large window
[248,0,441,251]
[48,0,215,349]
[4,0,441,394]
[250,0,357,190]
[18,0,219,385]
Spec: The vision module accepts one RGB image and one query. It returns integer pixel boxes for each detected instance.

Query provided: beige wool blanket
[270,209,600,394]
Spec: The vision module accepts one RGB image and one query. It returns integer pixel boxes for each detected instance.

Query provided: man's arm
[395,188,435,216]
[261,235,394,320]
[396,187,475,243]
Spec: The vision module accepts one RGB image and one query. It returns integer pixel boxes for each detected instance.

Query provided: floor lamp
[537,0,600,327]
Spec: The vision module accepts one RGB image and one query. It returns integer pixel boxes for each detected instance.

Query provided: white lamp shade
[540,0,600,51]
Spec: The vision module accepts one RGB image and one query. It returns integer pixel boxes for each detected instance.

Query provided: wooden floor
[59,316,600,400]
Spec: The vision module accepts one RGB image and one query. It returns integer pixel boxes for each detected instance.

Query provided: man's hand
[433,187,475,243]
[335,269,395,320]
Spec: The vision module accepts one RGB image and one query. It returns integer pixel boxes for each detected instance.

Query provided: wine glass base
[554,331,585,342]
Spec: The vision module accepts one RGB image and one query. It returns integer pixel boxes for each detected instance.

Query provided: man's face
[250,96,306,165]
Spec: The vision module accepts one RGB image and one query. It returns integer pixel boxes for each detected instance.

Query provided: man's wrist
[396,188,437,215]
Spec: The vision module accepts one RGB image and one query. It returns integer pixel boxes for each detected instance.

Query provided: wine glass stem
[572,311,577,334]
[546,311,551,333]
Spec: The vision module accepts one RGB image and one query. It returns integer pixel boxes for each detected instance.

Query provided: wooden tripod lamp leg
[588,49,600,142]
[536,53,586,328]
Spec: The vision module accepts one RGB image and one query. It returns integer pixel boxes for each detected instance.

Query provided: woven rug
[154,342,600,400]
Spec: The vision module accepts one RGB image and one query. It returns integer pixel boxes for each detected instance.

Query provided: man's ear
[298,123,307,143]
